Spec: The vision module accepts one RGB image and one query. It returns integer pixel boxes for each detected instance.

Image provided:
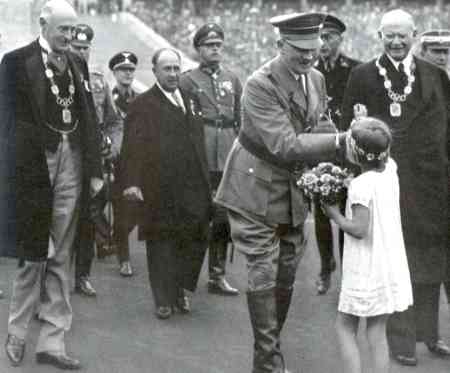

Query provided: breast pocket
[229,147,273,217]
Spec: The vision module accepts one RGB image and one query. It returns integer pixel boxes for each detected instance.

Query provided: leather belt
[203,118,235,129]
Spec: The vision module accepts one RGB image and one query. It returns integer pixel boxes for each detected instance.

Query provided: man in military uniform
[215,13,350,373]
[109,51,138,276]
[70,24,120,296]
[313,14,360,295]
[417,29,450,307]
[179,23,241,296]
[418,29,450,77]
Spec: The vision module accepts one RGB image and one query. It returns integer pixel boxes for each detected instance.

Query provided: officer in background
[418,29,450,77]
[417,29,450,307]
[108,51,139,277]
[70,23,119,296]
[313,14,360,295]
[180,23,241,296]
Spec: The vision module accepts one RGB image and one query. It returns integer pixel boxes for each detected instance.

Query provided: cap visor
[200,38,223,45]
[71,41,90,47]
[285,38,321,50]
[113,62,136,70]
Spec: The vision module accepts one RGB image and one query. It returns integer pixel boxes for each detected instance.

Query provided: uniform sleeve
[348,177,371,208]
[234,75,243,129]
[102,80,121,129]
[243,75,337,163]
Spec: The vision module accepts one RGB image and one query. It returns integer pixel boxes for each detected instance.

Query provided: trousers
[8,138,82,353]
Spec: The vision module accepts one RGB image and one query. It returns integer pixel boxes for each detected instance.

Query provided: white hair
[39,0,76,24]
[379,9,416,32]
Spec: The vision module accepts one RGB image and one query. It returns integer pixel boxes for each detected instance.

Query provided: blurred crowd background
[128,0,450,80]
[0,0,449,81]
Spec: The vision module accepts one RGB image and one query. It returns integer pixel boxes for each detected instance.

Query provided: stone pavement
[1,218,449,373]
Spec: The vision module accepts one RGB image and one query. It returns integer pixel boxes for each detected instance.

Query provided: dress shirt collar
[386,52,413,74]
[39,36,53,53]
[156,81,186,112]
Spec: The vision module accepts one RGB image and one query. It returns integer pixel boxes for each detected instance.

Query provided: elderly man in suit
[341,9,450,366]
[1,0,102,369]
[215,13,349,373]
[120,48,211,320]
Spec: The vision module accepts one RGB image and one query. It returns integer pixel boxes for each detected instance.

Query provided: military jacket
[89,70,119,129]
[179,65,242,175]
[315,53,360,126]
[112,86,138,120]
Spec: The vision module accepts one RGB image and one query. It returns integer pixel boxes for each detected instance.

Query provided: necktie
[171,92,185,113]
[398,62,408,87]
[299,75,308,107]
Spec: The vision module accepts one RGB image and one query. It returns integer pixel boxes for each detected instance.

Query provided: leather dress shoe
[316,274,331,295]
[36,351,81,370]
[119,261,133,277]
[5,334,25,366]
[208,278,239,296]
[176,294,191,314]
[75,276,97,297]
[392,353,418,366]
[426,339,450,356]
[156,306,172,319]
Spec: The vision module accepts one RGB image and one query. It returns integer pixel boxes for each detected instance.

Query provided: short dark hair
[152,48,181,66]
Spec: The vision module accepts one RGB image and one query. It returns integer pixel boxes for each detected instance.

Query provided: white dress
[338,158,413,317]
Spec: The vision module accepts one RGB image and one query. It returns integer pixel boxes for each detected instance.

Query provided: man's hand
[123,186,144,202]
[353,103,368,119]
[90,177,104,197]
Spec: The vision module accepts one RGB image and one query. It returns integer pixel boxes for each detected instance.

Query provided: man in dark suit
[215,13,349,373]
[314,13,360,295]
[341,9,450,366]
[1,0,102,369]
[120,48,211,320]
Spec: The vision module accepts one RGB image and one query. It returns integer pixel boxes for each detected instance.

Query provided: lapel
[25,40,47,124]
[153,85,186,126]
[305,72,319,121]
[270,57,308,114]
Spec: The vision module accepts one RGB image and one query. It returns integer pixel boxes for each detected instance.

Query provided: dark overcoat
[120,85,212,290]
[0,40,102,261]
[341,54,449,284]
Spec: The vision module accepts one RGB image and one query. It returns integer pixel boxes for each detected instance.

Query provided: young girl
[323,117,413,373]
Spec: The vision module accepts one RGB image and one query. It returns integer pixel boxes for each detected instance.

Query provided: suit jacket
[120,84,212,240]
[0,40,102,261]
[341,54,449,283]
[215,56,339,227]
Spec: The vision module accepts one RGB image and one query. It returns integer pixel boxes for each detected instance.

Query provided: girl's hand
[321,203,341,219]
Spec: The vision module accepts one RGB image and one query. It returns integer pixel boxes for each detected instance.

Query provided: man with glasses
[108,51,139,277]
[215,12,349,373]
[180,23,241,296]
[313,14,360,295]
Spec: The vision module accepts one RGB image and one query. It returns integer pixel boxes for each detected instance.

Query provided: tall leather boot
[276,287,293,336]
[247,288,284,373]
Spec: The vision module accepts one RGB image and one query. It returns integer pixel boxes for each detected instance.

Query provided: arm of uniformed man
[243,76,347,163]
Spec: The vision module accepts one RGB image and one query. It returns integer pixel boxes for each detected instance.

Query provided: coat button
[248,168,254,173]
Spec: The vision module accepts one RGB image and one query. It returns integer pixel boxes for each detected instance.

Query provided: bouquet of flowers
[297,162,353,205]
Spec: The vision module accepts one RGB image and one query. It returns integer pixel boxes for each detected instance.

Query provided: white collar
[156,82,185,111]
[38,36,52,53]
[386,52,413,74]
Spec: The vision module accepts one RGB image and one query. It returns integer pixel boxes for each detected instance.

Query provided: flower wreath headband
[349,135,389,162]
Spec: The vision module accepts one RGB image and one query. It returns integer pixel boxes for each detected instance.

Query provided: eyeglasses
[320,32,341,42]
